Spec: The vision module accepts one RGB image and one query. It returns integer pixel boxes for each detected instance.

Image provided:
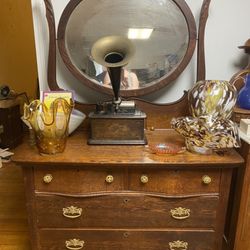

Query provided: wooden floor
[0,162,30,250]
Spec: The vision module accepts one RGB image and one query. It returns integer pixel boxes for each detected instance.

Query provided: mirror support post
[197,0,212,82]
[44,0,60,91]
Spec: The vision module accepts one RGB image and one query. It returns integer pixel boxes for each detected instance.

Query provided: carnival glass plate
[148,143,186,155]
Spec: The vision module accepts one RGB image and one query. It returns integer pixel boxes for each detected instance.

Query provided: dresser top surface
[12,129,244,167]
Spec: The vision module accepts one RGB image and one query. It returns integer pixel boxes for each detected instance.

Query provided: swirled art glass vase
[188,80,237,121]
[23,98,74,154]
[171,80,240,154]
[237,74,250,110]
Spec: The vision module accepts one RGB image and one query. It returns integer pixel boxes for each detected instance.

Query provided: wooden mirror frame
[55,0,197,97]
[44,0,211,122]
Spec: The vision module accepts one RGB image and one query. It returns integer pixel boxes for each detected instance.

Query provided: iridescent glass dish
[148,143,186,155]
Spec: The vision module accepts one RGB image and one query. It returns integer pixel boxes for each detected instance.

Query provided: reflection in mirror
[65,0,189,90]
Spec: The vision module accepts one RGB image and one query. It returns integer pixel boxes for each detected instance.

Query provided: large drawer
[128,168,221,195]
[34,166,125,193]
[36,194,218,229]
[38,229,215,250]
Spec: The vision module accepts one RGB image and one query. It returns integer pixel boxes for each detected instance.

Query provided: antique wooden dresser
[13,127,243,250]
[22,0,244,249]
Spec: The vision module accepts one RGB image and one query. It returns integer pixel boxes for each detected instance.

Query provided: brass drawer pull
[170,207,190,220]
[202,175,212,185]
[65,239,84,250]
[63,206,83,219]
[105,175,114,183]
[169,240,188,250]
[140,175,149,184]
[43,174,53,183]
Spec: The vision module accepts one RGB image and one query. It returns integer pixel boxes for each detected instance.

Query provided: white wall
[31,0,250,103]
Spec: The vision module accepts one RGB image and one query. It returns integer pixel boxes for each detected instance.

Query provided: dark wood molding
[44,0,61,90]
[197,0,212,81]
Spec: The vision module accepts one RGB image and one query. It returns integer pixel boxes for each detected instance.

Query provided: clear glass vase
[23,98,74,154]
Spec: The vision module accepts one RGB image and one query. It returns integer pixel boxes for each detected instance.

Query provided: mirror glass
[64,0,190,91]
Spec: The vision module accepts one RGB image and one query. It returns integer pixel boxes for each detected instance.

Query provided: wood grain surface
[12,129,244,166]
[0,162,30,250]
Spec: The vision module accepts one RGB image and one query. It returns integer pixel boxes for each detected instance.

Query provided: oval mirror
[58,0,196,97]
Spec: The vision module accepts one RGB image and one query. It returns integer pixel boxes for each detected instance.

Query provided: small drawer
[128,169,221,195]
[34,166,125,193]
[36,194,218,229]
[39,229,215,250]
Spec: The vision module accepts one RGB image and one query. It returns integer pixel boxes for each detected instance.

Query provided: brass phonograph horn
[91,35,135,109]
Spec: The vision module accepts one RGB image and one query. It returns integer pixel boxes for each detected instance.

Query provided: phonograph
[88,36,147,145]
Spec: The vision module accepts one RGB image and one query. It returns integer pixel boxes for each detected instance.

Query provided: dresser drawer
[39,229,215,250]
[128,169,221,195]
[36,194,218,229]
[34,166,125,193]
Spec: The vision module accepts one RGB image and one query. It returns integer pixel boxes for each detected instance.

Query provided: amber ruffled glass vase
[23,98,74,154]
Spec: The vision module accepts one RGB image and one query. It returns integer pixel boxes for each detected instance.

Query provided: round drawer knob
[43,174,53,184]
[202,175,212,185]
[140,175,149,184]
[123,232,130,238]
[105,175,114,183]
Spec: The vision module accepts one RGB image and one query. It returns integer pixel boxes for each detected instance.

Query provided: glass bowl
[68,109,86,135]
[148,143,186,155]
